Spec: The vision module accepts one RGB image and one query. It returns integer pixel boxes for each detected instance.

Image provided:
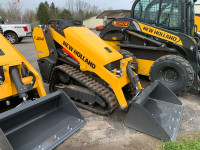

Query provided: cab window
[159,0,181,30]
[133,0,160,25]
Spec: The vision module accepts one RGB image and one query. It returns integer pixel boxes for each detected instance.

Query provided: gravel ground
[14,38,200,150]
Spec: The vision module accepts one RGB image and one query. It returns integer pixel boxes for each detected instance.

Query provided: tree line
[0,0,102,24]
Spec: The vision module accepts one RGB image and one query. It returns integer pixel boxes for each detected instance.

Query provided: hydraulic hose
[10,66,28,100]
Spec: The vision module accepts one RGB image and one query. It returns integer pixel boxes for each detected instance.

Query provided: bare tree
[6,0,22,23]
[23,9,35,23]
[66,0,74,12]
[65,0,102,20]
[0,4,7,20]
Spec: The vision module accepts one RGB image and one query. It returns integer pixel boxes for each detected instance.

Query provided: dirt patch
[179,93,200,133]
[55,92,200,150]
[56,129,161,150]
[56,109,161,150]
[177,131,200,142]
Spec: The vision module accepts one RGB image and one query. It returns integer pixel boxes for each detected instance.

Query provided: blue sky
[1,0,200,11]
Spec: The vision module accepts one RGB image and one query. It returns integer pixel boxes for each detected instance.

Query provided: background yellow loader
[100,0,200,94]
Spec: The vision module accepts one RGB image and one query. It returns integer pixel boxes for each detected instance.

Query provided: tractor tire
[118,49,138,72]
[5,32,18,44]
[149,55,194,94]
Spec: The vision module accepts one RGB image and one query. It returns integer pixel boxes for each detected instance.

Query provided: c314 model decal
[34,36,45,41]
[113,21,130,27]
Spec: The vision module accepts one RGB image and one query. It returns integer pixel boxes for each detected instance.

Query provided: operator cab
[131,0,196,36]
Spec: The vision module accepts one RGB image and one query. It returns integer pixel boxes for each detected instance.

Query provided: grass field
[160,138,200,150]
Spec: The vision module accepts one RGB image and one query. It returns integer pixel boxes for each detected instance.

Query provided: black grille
[105,60,120,71]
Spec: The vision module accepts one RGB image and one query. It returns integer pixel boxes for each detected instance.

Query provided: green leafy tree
[44,1,49,10]
[58,9,73,20]
[36,2,49,24]
[50,2,56,18]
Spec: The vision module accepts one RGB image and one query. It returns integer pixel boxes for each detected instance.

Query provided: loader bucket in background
[124,81,184,141]
[0,90,85,150]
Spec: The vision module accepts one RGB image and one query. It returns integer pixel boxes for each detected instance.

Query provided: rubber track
[149,55,194,94]
[54,64,118,115]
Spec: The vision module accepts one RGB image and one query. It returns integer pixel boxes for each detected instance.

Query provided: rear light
[22,26,28,31]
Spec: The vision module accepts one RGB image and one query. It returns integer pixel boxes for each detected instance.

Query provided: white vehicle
[0,17,32,44]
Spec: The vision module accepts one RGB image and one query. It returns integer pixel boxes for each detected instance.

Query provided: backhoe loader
[100,0,200,94]
[33,19,184,141]
[0,33,85,150]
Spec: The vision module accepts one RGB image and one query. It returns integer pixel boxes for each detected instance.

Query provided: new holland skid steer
[0,32,85,150]
[33,19,184,141]
[100,0,200,94]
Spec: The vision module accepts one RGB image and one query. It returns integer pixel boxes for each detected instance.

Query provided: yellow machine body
[104,39,154,76]
[105,39,155,76]
[103,20,193,76]
[195,15,200,32]
[137,22,183,46]
[33,27,142,108]
[33,20,184,141]
[0,33,46,100]
[104,41,120,50]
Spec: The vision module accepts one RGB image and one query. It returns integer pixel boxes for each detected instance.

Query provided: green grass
[160,138,200,150]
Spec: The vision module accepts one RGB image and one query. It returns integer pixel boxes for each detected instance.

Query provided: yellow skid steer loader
[0,32,85,150]
[33,19,184,141]
[100,0,200,94]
